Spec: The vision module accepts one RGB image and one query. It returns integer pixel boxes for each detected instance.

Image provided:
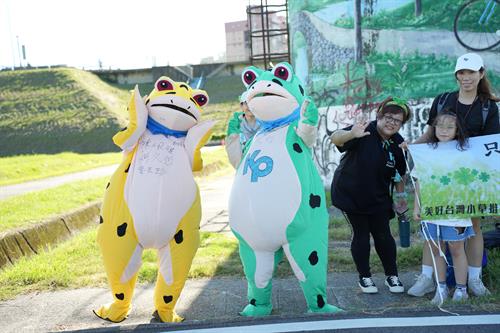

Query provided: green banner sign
[409,134,500,220]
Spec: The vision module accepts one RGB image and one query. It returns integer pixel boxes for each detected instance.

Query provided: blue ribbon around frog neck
[146,117,188,138]
[256,106,301,134]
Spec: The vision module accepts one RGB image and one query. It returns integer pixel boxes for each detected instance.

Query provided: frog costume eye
[242,68,259,87]
[192,91,209,107]
[156,78,175,91]
[273,64,292,82]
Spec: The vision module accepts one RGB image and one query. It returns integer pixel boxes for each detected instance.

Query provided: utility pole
[22,45,26,65]
[16,35,22,67]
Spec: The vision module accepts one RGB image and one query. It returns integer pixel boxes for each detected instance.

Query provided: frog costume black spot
[94,77,215,323]
[229,62,342,316]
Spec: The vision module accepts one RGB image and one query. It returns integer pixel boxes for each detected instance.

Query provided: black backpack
[484,223,500,249]
[436,92,491,131]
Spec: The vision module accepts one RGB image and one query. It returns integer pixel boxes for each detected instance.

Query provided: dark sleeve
[393,134,407,176]
[335,125,360,153]
[426,95,441,126]
[482,101,499,135]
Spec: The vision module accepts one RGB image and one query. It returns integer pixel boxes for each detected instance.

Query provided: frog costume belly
[228,63,342,316]
[94,77,214,323]
[125,132,197,250]
[231,126,301,253]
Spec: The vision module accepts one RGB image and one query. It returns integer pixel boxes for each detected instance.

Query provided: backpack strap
[437,92,450,113]
[437,92,490,131]
[481,99,490,131]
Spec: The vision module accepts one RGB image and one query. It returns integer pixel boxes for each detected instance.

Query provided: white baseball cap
[455,53,484,73]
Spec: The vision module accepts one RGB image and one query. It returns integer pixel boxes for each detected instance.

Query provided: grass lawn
[0,228,240,300]
[0,177,109,233]
[203,75,243,104]
[201,101,239,141]
[1,145,497,307]
[0,68,127,156]
[1,219,498,307]
[0,152,121,186]
[0,67,239,157]
[0,147,231,233]
[195,146,233,179]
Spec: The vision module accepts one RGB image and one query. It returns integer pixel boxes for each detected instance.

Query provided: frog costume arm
[227,111,243,136]
[95,78,213,323]
[185,119,216,171]
[230,62,341,316]
[225,112,256,169]
[226,112,244,168]
[296,99,319,147]
[112,85,148,152]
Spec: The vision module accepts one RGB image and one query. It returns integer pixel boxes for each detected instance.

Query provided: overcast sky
[0,0,252,70]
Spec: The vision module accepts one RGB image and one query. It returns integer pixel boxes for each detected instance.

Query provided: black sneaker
[385,276,404,293]
[358,276,378,294]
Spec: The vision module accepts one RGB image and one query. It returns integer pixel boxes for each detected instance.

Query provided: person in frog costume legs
[94,77,214,323]
[229,62,342,316]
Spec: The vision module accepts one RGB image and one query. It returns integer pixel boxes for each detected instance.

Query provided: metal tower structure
[247,0,290,69]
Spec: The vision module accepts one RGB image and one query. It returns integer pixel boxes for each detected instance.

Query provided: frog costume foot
[229,62,337,318]
[153,310,184,323]
[239,303,273,316]
[93,302,131,323]
[96,78,215,324]
[307,304,344,314]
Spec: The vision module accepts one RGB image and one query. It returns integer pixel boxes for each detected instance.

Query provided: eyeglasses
[435,125,456,131]
[382,115,403,126]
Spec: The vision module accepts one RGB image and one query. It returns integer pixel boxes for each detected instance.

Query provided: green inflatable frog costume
[228,62,342,316]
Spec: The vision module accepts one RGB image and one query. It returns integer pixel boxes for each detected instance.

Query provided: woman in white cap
[408,53,499,299]
[225,92,261,168]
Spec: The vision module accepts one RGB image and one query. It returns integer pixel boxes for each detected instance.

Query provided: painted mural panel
[288,0,500,184]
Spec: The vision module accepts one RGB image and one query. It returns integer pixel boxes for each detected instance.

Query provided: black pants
[344,211,398,278]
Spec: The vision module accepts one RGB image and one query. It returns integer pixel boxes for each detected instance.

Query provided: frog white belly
[124,130,196,249]
[229,126,302,252]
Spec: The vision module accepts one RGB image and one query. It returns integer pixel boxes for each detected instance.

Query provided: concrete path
[0,165,118,201]
[199,173,233,234]
[0,271,455,333]
[0,146,225,201]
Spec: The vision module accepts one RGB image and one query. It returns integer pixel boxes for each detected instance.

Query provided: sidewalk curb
[0,201,101,269]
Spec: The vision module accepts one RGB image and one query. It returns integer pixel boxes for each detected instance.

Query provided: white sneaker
[468,278,491,297]
[452,288,469,302]
[407,274,435,297]
[358,277,378,294]
[385,276,404,293]
[431,286,449,305]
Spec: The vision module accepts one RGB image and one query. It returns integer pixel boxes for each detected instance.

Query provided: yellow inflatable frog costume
[94,77,215,323]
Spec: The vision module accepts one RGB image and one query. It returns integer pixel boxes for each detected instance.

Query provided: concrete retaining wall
[0,201,101,269]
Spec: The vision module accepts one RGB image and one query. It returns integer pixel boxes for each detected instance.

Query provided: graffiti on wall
[313,98,432,185]
[288,0,500,184]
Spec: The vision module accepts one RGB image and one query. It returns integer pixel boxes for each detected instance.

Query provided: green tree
[415,0,422,17]
[354,0,362,62]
